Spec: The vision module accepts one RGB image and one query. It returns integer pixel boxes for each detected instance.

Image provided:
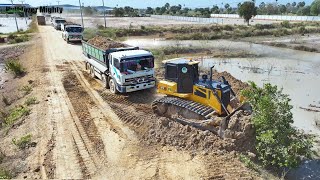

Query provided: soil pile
[87,36,126,50]
[214,71,249,95]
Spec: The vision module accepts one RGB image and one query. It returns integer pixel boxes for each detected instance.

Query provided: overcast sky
[1,0,315,8]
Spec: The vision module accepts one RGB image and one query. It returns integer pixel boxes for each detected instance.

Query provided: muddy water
[0,17,31,33]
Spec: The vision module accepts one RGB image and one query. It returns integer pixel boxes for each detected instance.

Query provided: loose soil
[87,36,126,49]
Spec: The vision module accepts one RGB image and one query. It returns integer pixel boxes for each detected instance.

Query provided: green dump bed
[82,40,139,67]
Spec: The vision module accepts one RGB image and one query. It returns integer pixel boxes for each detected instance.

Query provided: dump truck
[53,18,66,30]
[37,15,46,25]
[61,22,83,43]
[82,36,156,94]
[152,58,250,138]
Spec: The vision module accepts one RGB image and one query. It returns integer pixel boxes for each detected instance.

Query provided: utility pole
[19,0,28,25]
[57,1,61,17]
[10,0,19,32]
[102,0,106,28]
[78,0,84,28]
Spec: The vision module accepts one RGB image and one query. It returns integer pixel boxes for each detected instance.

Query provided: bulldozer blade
[218,102,251,138]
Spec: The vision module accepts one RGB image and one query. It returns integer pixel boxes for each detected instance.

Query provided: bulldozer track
[152,96,216,120]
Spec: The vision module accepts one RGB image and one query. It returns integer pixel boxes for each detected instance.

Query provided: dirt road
[37,25,258,179]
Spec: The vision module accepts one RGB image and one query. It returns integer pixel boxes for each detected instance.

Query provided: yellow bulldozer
[152,58,249,137]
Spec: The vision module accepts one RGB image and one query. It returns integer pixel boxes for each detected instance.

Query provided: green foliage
[0,168,11,179]
[242,82,313,168]
[3,106,30,127]
[5,60,25,77]
[12,134,32,149]
[238,1,258,25]
[311,0,320,15]
[19,85,32,95]
[281,21,291,28]
[24,97,38,106]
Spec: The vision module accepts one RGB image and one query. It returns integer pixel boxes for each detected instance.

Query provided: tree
[238,1,257,25]
[292,2,297,7]
[145,7,154,14]
[279,5,287,14]
[242,82,313,168]
[297,1,306,8]
[113,7,125,17]
[164,3,170,10]
[311,0,320,15]
[297,6,311,15]
[211,5,220,14]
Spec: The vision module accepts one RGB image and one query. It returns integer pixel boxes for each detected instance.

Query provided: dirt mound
[87,36,126,50]
[214,71,249,95]
[63,21,80,26]
[0,45,26,62]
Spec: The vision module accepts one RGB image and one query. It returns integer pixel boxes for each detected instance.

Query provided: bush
[242,82,313,168]
[12,134,32,149]
[0,168,11,179]
[19,85,32,95]
[24,97,38,106]
[5,60,25,77]
[281,21,291,28]
[293,45,318,52]
[4,106,30,126]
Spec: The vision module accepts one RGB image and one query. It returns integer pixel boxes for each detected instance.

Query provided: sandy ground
[0,24,261,178]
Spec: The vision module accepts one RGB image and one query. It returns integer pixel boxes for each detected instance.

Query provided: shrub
[5,60,25,77]
[0,168,11,179]
[12,134,32,149]
[4,106,30,126]
[281,21,291,28]
[293,45,318,52]
[24,97,38,106]
[19,85,32,95]
[242,82,313,168]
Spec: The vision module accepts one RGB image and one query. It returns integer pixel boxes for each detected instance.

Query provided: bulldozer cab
[163,58,199,93]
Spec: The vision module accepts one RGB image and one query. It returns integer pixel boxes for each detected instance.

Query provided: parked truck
[61,22,83,43]
[37,15,46,25]
[53,18,66,30]
[82,37,155,94]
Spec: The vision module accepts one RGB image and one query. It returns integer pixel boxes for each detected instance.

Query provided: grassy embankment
[83,21,320,54]
[0,16,38,44]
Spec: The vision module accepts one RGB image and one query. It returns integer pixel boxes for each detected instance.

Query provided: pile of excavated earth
[103,68,257,156]
[87,36,126,49]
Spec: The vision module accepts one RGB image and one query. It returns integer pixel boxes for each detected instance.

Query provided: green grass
[5,60,25,77]
[24,97,38,106]
[3,106,30,127]
[8,34,29,44]
[0,169,11,179]
[19,85,32,95]
[12,134,32,149]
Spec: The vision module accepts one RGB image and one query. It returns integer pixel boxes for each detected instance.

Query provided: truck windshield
[56,20,66,24]
[120,56,154,72]
[66,27,83,33]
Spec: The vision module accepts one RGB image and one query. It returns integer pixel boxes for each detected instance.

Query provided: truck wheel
[109,79,118,94]
[67,38,69,43]
[85,62,88,70]
[90,66,96,78]
[103,75,110,89]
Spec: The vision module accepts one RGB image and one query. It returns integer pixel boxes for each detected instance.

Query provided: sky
[0,0,315,8]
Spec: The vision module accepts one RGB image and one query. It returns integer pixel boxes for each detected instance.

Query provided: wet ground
[0,17,31,33]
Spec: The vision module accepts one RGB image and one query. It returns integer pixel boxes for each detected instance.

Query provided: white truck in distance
[82,39,155,94]
[53,18,66,30]
[61,23,83,43]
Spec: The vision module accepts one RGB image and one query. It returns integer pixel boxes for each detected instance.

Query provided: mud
[87,36,126,50]
[43,135,55,179]
[62,71,105,156]
[0,45,26,62]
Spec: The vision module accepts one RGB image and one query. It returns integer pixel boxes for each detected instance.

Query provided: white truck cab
[108,50,155,93]
[62,25,83,43]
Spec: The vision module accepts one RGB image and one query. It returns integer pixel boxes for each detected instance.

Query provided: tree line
[143,1,320,17]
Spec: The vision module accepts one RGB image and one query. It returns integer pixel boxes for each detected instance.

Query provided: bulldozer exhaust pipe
[210,66,214,82]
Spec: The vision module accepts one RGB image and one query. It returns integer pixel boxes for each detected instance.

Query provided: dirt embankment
[0,36,50,179]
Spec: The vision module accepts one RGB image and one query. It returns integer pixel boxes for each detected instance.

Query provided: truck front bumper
[117,81,155,93]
